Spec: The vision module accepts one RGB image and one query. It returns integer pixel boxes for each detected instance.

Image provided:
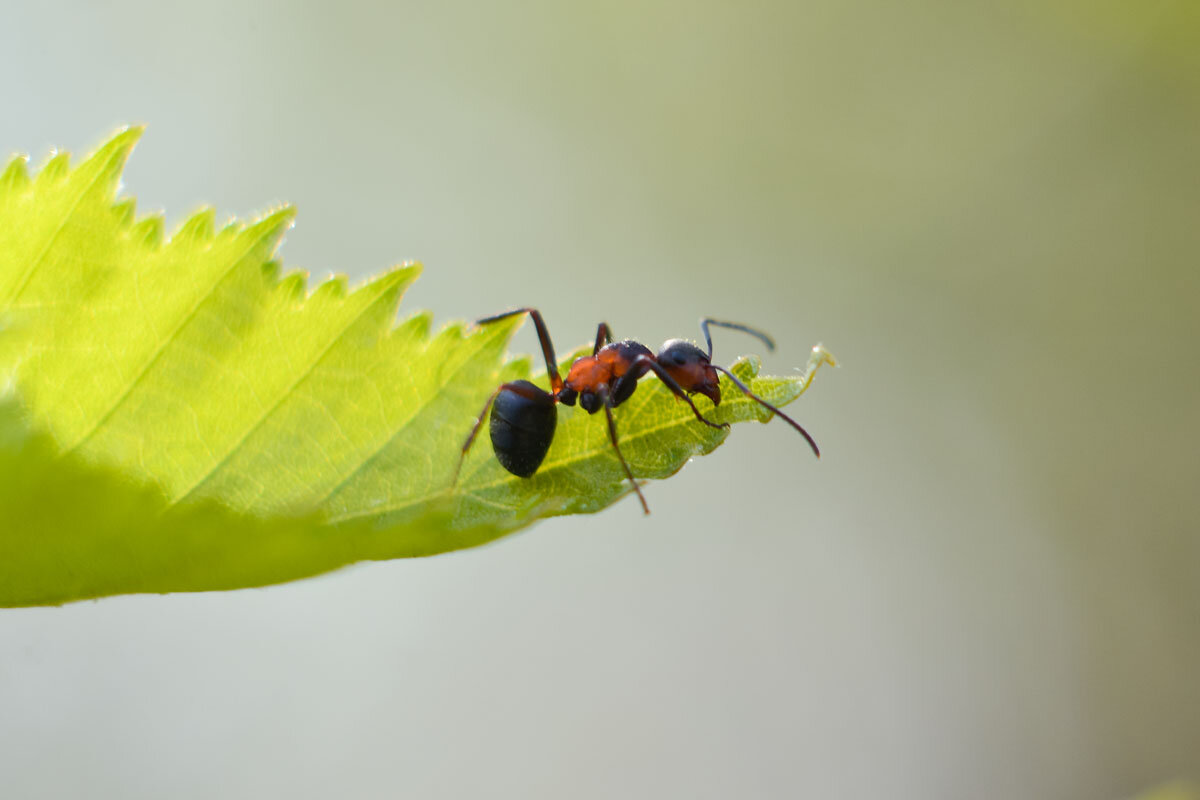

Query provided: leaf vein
[324,386,776,524]
[64,221,285,453]
[169,278,402,506]
[315,325,510,510]
[5,151,120,305]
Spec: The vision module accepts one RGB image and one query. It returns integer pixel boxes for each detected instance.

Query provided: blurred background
[1,0,1197,797]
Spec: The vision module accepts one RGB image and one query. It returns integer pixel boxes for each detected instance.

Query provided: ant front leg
[709,364,821,458]
[614,355,728,430]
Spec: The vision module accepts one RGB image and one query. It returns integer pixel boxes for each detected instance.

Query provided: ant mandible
[454,308,820,514]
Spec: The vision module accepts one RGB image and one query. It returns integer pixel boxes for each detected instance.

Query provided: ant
[454,308,820,514]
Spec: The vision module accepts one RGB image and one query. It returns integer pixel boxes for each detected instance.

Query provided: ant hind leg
[453,384,505,486]
[476,308,564,393]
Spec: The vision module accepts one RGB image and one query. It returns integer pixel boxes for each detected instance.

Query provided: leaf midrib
[314,322,514,509]
[451,367,777,491]
[325,372,795,523]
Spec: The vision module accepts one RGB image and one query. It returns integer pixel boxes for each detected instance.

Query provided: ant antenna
[700,319,776,360]
[709,365,820,458]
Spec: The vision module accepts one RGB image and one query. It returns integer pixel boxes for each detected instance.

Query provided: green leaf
[0,129,835,607]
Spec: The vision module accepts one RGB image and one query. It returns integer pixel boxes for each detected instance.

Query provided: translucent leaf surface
[0,130,834,606]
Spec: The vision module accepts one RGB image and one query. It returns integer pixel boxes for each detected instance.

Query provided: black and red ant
[454,308,820,514]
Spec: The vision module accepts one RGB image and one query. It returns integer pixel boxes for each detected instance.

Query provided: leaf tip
[397,309,434,340]
[111,197,137,228]
[0,154,30,191]
[262,204,298,228]
[277,269,309,301]
[74,126,145,194]
[313,273,350,299]
[130,213,165,248]
[37,150,71,184]
[810,344,838,369]
[98,125,145,162]
[370,262,422,296]
[395,260,423,280]
[240,205,297,254]
[252,205,297,234]
[175,207,217,242]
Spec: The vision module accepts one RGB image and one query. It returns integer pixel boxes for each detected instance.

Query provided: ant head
[657,339,720,405]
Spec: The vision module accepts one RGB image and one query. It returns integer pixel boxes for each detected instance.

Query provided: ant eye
[672,352,688,365]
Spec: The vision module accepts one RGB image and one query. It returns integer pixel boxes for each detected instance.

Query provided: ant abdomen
[489,380,557,478]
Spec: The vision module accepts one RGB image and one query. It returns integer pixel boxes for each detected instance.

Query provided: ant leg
[601,390,650,515]
[592,322,614,355]
[616,355,728,430]
[710,364,820,458]
[477,308,563,393]
[700,319,776,360]
[452,384,505,486]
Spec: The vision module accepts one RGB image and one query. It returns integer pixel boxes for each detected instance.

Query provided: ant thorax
[597,340,654,375]
[564,341,650,388]
[563,340,655,412]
